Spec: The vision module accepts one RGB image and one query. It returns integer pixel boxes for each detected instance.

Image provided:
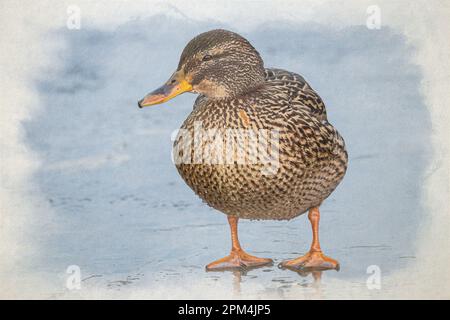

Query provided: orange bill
[138,69,192,107]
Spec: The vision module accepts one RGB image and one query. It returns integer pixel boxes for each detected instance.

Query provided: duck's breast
[173,88,347,220]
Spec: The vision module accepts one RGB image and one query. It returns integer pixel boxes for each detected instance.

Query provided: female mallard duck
[138,29,348,271]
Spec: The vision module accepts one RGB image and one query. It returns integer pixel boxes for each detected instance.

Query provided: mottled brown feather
[174,68,348,220]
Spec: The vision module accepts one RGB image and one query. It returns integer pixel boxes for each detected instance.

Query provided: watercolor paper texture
[0,0,449,299]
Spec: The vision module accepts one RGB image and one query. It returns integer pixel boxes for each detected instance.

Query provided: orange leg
[206,215,273,271]
[280,207,339,271]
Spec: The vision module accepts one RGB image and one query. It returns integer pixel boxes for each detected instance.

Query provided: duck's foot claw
[279,250,339,271]
[206,250,273,271]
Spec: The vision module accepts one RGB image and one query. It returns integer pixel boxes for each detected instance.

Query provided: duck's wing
[193,94,208,110]
[264,68,327,122]
[260,68,346,170]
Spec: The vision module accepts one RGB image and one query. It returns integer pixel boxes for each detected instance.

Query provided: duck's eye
[202,54,213,62]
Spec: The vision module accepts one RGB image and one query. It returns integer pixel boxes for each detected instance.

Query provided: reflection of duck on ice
[230,269,324,299]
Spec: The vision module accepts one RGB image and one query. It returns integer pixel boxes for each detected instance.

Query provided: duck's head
[138,29,265,107]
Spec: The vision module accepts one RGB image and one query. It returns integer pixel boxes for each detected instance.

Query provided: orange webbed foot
[280,250,339,271]
[206,250,273,271]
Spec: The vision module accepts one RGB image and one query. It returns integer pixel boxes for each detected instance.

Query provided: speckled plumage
[139,29,348,270]
[174,64,348,220]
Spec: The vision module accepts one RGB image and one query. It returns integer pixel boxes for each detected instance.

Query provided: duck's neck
[206,72,266,101]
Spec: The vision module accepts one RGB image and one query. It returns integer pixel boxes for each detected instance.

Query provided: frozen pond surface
[22,15,430,298]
